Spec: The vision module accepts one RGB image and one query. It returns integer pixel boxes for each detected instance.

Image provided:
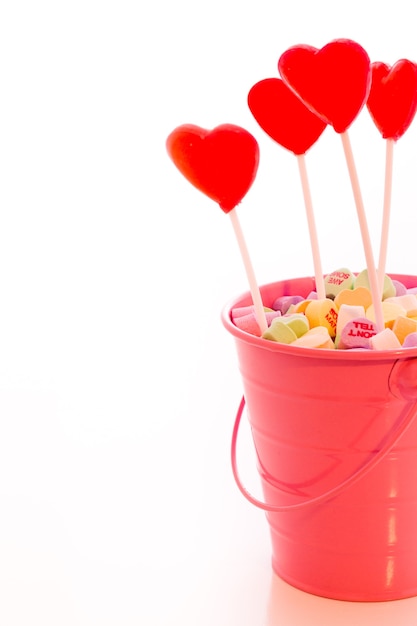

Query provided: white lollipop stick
[297,154,326,299]
[377,138,394,293]
[340,131,385,333]
[228,208,268,335]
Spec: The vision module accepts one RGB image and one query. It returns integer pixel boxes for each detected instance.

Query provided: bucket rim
[221,273,417,361]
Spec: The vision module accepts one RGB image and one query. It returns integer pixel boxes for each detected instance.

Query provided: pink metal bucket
[222,275,417,602]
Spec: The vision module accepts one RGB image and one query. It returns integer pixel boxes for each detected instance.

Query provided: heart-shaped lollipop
[366,60,417,293]
[166,122,267,333]
[166,123,259,212]
[366,60,417,140]
[247,78,327,155]
[280,39,384,330]
[248,76,327,298]
[278,39,371,133]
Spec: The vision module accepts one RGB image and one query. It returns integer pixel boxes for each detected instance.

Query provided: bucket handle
[231,394,417,512]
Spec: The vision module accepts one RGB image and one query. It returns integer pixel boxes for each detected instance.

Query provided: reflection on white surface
[267,574,417,626]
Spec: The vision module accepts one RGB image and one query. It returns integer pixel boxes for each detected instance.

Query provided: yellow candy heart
[305,299,338,338]
[292,326,335,349]
[366,301,406,329]
[385,294,417,317]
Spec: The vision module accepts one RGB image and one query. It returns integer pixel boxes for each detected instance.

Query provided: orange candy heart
[334,287,373,310]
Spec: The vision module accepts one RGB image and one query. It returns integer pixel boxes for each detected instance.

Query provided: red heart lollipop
[166,123,259,212]
[366,60,417,140]
[248,78,327,155]
[278,39,371,133]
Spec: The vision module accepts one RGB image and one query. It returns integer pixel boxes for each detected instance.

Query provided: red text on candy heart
[347,320,376,339]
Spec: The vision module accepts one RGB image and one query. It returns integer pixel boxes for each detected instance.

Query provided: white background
[2,1,417,624]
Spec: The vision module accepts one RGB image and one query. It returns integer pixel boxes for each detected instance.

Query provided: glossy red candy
[366,60,417,140]
[248,78,327,155]
[278,39,371,133]
[166,124,259,212]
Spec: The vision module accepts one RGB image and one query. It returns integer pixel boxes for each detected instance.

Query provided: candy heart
[272,294,304,314]
[392,316,417,344]
[354,269,396,300]
[281,313,310,337]
[305,298,338,337]
[233,310,281,337]
[263,319,297,344]
[324,267,355,299]
[290,299,311,315]
[334,286,373,310]
[335,303,366,338]
[385,294,417,317]
[370,328,402,351]
[366,60,417,140]
[392,279,407,296]
[403,332,417,348]
[366,301,406,329]
[232,305,273,319]
[247,78,327,155]
[338,317,377,350]
[278,38,371,133]
[292,326,335,349]
[166,124,259,212]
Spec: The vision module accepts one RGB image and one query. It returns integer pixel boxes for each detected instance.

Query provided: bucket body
[222,275,417,602]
